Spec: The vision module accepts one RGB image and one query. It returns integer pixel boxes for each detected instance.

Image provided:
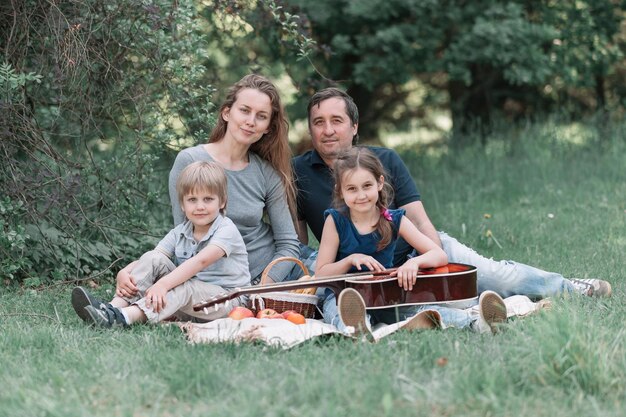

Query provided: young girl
[71,161,250,327]
[316,146,447,287]
[316,147,508,337]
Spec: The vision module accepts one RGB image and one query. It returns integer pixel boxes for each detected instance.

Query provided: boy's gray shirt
[169,145,299,282]
[156,214,250,289]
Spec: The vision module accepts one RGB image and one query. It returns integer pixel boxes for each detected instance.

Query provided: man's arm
[400,201,442,248]
[295,219,309,245]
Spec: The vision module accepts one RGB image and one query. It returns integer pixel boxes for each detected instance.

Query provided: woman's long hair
[208,74,295,219]
[332,147,395,250]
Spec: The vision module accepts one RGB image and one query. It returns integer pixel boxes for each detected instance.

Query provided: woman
[168,74,299,285]
[116,74,300,297]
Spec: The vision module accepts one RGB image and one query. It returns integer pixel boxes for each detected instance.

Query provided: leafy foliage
[268,0,626,142]
[0,0,316,285]
[0,198,32,284]
[0,0,220,284]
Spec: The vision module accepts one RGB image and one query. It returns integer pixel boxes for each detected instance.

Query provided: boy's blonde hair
[176,161,228,214]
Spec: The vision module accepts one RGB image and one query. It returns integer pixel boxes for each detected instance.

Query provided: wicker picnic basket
[249,257,319,319]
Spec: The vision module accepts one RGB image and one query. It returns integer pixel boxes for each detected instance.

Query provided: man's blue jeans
[437,231,574,299]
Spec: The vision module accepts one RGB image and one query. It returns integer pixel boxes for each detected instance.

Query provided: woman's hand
[349,254,386,273]
[116,269,138,299]
[145,282,168,313]
[395,258,421,291]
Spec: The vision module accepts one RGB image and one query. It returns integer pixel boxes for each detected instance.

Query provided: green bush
[0,198,32,284]
[1,1,211,286]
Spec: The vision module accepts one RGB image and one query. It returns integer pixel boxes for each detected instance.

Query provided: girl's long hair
[332,147,395,250]
[208,74,295,219]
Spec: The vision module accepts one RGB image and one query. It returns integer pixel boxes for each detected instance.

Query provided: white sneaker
[474,291,507,334]
[570,279,612,297]
[338,288,374,341]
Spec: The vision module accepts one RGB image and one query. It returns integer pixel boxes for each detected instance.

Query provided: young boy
[71,161,250,327]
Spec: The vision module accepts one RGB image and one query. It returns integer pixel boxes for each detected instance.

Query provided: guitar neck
[192,270,381,311]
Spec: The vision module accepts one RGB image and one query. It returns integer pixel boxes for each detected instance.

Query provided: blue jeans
[285,243,319,281]
[437,231,574,299]
[320,288,476,332]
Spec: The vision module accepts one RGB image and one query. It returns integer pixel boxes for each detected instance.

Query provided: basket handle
[260,256,309,286]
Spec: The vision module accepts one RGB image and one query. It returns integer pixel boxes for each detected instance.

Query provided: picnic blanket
[178,318,344,349]
[177,315,433,349]
[178,295,544,349]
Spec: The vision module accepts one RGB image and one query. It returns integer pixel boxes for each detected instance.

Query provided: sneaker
[71,286,109,322]
[338,288,373,341]
[570,279,612,297]
[475,291,507,334]
[84,305,128,328]
[401,309,442,331]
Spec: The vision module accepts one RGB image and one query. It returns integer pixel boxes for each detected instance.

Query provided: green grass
[1,120,625,417]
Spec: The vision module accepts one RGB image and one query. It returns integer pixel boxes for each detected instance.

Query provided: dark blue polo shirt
[293,146,421,266]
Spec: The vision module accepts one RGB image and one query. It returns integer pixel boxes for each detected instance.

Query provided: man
[293,87,611,299]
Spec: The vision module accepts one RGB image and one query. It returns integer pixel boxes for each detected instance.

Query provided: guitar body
[347,263,478,309]
[193,263,478,312]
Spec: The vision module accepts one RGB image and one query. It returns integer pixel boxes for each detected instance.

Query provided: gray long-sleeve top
[169,145,299,282]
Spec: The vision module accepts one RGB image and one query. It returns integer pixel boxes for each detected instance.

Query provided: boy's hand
[349,254,386,273]
[145,283,168,313]
[116,269,138,298]
[395,258,420,291]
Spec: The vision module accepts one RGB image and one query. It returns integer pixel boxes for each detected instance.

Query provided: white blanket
[178,318,345,349]
[178,295,543,349]
[177,315,441,349]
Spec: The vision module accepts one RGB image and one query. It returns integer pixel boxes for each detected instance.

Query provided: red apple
[256,308,282,319]
[228,306,254,320]
[285,312,306,325]
[281,310,299,319]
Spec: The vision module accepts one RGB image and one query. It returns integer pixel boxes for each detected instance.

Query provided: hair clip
[381,207,392,222]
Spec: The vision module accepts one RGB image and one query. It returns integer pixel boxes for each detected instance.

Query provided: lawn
[1,121,625,417]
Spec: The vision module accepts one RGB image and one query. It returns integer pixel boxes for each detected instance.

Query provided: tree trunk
[448,76,492,147]
[595,75,606,110]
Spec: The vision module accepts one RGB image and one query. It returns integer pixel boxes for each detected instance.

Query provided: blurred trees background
[1,0,625,285]
[261,0,626,142]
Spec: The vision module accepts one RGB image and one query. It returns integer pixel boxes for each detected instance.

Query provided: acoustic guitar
[193,262,477,312]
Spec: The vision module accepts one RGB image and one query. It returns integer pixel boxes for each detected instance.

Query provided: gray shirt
[156,214,250,289]
[169,145,299,282]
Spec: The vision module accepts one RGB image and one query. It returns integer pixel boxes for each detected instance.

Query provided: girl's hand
[116,269,138,298]
[349,254,386,273]
[145,283,168,313]
[395,258,421,291]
